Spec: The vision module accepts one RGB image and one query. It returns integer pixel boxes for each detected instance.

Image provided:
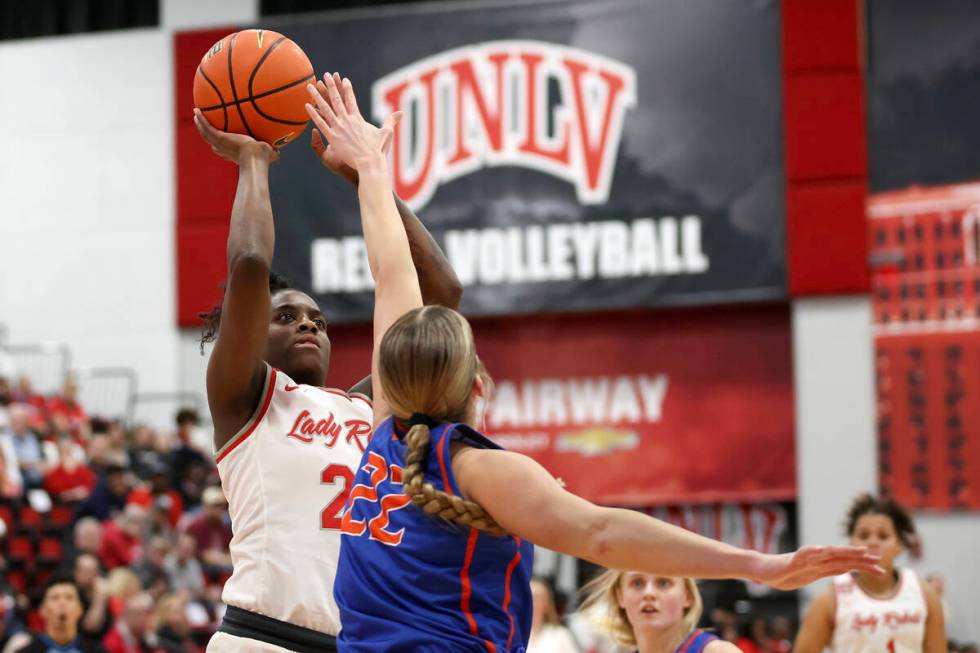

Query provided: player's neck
[855,566,900,597]
[46,627,77,647]
[634,624,684,653]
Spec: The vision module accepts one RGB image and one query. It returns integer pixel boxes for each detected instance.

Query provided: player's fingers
[310,127,325,153]
[341,77,360,116]
[379,127,393,155]
[381,111,403,131]
[323,74,347,119]
[306,83,337,127]
[305,103,333,140]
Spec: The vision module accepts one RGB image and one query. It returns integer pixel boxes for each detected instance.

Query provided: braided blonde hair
[379,306,504,536]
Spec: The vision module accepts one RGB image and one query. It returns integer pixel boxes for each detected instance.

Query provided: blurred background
[0,0,977,651]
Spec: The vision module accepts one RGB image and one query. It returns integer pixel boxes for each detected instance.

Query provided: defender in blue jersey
[336,418,534,651]
[305,73,884,653]
[581,571,739,653]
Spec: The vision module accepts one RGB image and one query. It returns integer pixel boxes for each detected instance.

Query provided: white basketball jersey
[831,569,927,653]
[215,365,373,635]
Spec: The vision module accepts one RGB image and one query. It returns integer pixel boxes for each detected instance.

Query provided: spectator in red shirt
[126,457,183,528]
[181,486,231,572]
[101,592,160,653]
[99,504,146,571]
[45,436,97,502]
[47,377,89,432]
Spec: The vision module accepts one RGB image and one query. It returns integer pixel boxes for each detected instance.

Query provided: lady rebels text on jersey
[214,364,373,636]
[831,568,927,653]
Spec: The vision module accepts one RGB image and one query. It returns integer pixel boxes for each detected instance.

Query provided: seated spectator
[528,577,579,652]
[99,505,146,571]
[85,434,115,478]
[76,463,131,522]
[163,534,204,597]
[127,460,183,529]
[101,593,158,653]
[181,487,231,573]
[0,438,23,499]
[104,569,140,622]
[73,553,112,642]
[0,404,44,489]
[144,496,176,542]
[10,376,46,423]
[126,427,158,481]
[132,537,171,593]
[44,436,97,502]
[15,576,106,652]
[174,408,210,459]
[151,594,196,653]
[46,377,88,433]
[175,461,209,513]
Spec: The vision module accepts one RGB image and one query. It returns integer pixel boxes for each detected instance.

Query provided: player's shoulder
[704,639,742,653]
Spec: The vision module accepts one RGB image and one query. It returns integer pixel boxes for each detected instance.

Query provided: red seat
[7,570,27,593]
[37,537,63,563]
[47,505,74,530]
[7,536,34,563]
[17,507,43,534]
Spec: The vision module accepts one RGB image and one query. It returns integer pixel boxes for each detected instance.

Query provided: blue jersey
[335,418,535,652]
[674,629,719,653]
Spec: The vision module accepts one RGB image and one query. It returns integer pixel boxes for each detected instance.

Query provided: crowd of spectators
[0,373,226,652]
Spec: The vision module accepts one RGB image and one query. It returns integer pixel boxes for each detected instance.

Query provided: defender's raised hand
[192,109,279,165]
[305,73,402,173]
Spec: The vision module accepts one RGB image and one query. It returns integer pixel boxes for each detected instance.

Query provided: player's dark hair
[844,493,917,547]
[41,575,81,602]
[198,271,291,353]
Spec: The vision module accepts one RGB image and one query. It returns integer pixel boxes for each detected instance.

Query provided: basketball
[193,29,314,148]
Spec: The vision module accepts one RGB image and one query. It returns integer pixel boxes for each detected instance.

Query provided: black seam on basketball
[250,72,315,125]
[247,36,287,99]
[197,66,228,132]
[196,73,316,112]
[226,32,256,139]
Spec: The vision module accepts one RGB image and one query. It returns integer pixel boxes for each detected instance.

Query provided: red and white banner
[329,307,796,506]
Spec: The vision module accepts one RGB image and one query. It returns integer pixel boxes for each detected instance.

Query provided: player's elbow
[227,249,272,279]
[579,508,616,564]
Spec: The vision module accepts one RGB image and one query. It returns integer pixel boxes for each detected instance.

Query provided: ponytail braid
[402,424,505,536]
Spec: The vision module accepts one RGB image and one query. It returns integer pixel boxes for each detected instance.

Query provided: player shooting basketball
[304,74,886,652]
[190,71,460,652]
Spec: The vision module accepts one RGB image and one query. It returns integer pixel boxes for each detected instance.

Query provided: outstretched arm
[193,110,280,451]
[306,76,422,425]
[454,447,883,590]
[311,75,462,311]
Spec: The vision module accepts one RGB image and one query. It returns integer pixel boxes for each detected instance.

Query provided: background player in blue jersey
[305,74,884,653]
[580,571,738,653]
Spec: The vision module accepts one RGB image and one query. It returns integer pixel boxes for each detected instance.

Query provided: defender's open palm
[305,73,401,172]
[755,545,883,591]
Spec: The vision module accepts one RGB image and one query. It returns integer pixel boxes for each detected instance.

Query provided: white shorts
[206,631,296,653]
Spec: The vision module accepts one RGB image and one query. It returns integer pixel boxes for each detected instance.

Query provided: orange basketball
[193,29,314,148]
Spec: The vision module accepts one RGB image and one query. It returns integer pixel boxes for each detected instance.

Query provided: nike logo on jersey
[284,384,301,392]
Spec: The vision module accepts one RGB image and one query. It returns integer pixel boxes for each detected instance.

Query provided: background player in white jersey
[795,494,946,653]
[190,73,460,652]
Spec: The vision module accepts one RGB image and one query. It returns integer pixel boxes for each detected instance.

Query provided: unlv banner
[236,0,785,322]
[324,306,796,505]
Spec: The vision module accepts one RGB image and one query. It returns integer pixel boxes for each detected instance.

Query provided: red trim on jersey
[436,430,454,497]
[459,529,496,652]
[502,537,522,649]
[677,629,702,653]
[216,369,277,464]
